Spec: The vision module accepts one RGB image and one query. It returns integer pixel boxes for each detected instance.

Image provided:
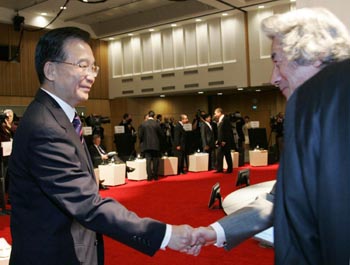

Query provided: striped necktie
[72,113,84,143]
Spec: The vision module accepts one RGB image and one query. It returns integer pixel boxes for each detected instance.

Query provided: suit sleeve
[218,185,275,250]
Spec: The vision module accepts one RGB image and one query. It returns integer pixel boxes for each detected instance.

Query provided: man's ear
[43,61,56,81]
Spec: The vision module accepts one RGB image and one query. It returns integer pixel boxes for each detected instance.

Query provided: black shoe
[126,166,135,173]
[99,184,109,190]
[214,170,223,173]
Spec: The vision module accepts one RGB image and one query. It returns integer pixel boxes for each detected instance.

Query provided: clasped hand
[167,225,217,256]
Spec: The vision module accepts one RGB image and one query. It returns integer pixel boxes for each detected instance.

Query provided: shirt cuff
[210,222,226,247]
[160,224,172,250]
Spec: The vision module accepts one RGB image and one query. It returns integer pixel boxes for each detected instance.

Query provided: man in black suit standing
[214,108,235,173]
[8,27,201,265]
[200,113,215,170]
[173,114,189,175]
[139,110,163,181]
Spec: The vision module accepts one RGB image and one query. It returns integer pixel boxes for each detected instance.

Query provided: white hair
[261,7,350,66]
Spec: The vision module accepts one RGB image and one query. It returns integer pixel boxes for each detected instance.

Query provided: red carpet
[0,164,278,265]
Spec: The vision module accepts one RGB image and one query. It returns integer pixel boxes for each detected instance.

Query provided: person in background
[139,110,163,181]
[173,114,189,175]
[214,108,234,174]
[200,113,215,170]
[8,27,202,265]
[192,8,350,265]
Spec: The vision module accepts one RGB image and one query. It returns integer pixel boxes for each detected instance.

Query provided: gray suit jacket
[9,89,166,265]
[218,184,275,250]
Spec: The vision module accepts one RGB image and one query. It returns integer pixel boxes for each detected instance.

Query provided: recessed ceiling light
[40,12,47,16]
[258,5,265,9]
[195,18,202,22]
[108,37,115,40]
[256,89,261,92]
[198,91,204,94]
[127,33,133,36]
[222,13,228,16]
[60,6,67,9]
[217,92,223,96]
[149,28,155,32]
[290,0,296,2]
[160,94,165,98]
[171,23,177,27]
[237,87,244,91]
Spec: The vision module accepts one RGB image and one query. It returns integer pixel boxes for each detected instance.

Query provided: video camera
[0,112,8,124]
[86,115,110,127]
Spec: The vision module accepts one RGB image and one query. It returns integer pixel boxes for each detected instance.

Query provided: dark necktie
[72,113,84,143]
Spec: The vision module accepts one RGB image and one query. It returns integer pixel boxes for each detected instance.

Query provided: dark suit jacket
[138,118,163,152]
[200,122,215,149]
[275,59,350,265]
[8,89,166,265]
[88,144,106,168]
[173,122,186,151]
[217,115,234,149]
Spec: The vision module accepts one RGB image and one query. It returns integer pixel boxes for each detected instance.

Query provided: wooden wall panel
[0,23,109,99]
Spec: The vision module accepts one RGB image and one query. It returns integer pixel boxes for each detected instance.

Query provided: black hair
[35,27,90,84]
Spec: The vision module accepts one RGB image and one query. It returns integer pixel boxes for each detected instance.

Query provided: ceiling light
[78,0,107,3]
[217,92,223,96]
[60,6,67,10]
[255,89,261,92]
[237,87,244,91]
[198,91,204,94]
[160,95,165,98]
[149,28,155,32]
[40,12,47,16]
[222,13,228,16]
[258,5,265,9]
[290,0,296,2]
[108,37,115,40]
[171,23,177,27]
[127,33,133,36]
[195,18,202,22]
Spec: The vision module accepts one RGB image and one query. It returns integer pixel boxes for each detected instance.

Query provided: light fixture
[222,13,228,16]
[127,33,133,36]
[78,0,107,3]
[217,92,223,96]
[149,28,155,32]
[171,23,177,27]
[195,18,202,22]
[160,94,165,98]
[198,91,204,94]
[237,87,244,91]
[258,5,265,9]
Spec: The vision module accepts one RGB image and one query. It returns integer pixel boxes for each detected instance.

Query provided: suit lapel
[35,89,95,178]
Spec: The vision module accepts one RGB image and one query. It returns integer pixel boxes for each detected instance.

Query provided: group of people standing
[137,108,252,181]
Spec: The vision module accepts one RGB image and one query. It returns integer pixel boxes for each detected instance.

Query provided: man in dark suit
[214,108,235,173]
[8,27,201,265]
[200,113,215,170]
[192,7,350,265]
[138,110,163,181]
[173,114,189,175]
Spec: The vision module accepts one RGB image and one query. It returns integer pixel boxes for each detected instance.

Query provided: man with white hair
[193,7,350,264]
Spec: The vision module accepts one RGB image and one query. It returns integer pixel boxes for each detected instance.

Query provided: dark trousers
[144,150,160,180]
[204,147,216,170]
[216,145,232,172]
[174,150,186,174]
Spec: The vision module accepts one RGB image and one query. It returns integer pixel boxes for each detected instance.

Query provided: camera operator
[270,112,284,161]
[0,109,17,142]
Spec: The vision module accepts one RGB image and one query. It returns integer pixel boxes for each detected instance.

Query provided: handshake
[167,225,218,256]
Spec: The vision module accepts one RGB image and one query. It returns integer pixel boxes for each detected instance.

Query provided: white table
[0,238,11,265]
[222,180,276,215]
[126,159,147,181]
[98,163,126,186]
[159,156,178,176]
[188,153,209,172]
[249,150,268,166]
[223,151,239,169]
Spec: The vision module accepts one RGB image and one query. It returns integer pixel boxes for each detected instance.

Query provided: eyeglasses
[52,60,99,77]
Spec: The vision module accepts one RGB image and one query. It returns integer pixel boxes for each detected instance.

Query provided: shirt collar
[41,88,76,122]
